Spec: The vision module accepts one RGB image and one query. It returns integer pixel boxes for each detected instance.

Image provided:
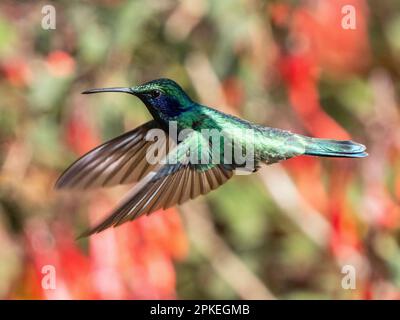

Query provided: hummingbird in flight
[56,78,367,237]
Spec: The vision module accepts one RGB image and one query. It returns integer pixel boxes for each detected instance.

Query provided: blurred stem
[180,200,276,300]
[258,164,330,246]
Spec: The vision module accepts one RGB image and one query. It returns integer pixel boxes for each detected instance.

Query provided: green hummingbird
[56,78,367,237]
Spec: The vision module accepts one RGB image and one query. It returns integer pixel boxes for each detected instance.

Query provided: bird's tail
[303,137,367,158]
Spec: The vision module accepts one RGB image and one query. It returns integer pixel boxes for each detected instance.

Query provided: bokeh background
[0,0,399,299]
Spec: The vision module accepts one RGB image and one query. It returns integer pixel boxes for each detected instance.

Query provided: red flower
[1,58,31,87]
[46,51,75,77]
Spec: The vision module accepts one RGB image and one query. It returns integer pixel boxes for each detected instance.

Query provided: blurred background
[0,0,399,299]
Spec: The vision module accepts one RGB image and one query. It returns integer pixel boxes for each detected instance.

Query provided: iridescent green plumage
[56,78,367,237]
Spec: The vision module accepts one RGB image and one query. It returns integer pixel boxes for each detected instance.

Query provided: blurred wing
[79,131,234,237]
[55,120,168,189]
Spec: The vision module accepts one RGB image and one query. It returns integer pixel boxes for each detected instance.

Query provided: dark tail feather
[304,138,368,158]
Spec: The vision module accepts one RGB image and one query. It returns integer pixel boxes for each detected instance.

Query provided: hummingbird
[56,78,367,237]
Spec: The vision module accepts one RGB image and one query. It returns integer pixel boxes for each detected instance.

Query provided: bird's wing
[79,131,234,237]
[55,120,169,189]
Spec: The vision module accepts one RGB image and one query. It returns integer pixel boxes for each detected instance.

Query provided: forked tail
[304,138,367,158]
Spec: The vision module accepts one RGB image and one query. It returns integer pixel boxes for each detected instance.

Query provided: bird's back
[179,106,305,166]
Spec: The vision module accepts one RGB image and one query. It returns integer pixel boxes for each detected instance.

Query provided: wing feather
[56,120,166,189]
[79,132,234,237]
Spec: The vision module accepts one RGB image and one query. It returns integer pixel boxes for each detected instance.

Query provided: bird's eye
[150,90,162,98]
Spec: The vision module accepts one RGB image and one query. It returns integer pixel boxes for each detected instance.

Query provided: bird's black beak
[82,87,134,95]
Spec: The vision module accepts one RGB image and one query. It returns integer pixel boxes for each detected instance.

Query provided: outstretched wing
[79,131,234,237]
[55,120,169,189]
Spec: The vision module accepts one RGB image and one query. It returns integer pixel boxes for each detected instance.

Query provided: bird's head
[82,78,193,121]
